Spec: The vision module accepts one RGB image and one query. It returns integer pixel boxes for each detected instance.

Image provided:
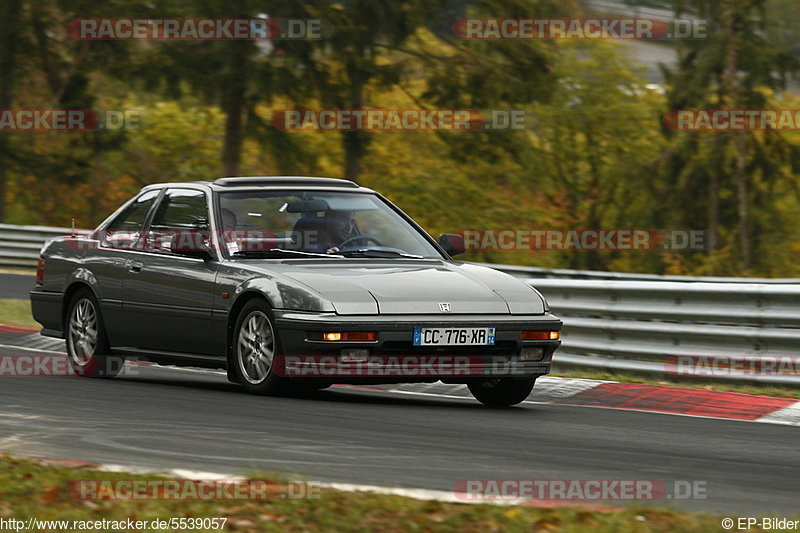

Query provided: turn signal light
[323,332,377,342]
[522,331,559,341]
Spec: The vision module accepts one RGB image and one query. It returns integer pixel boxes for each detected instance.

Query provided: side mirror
[168,230,213,260]
[438,233,465,256]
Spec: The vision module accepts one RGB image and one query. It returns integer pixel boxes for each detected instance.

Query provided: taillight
[35,258,45,285]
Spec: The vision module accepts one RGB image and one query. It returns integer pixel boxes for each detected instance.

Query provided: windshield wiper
[338,249,424,259]
[232,248,343,258]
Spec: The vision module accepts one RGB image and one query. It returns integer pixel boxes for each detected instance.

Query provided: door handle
[127,261,143,273]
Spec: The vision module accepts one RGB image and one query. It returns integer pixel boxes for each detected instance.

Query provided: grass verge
[0,298,39,330]
[0,455,774,533]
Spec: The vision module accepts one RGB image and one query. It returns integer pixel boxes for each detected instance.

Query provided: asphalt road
[0,273,35,300]
[0,336,797,515]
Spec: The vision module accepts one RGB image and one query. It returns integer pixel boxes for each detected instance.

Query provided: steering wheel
[338,235,383,249]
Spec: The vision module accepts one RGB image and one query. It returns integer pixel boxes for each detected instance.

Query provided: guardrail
[527,279,800,385]
[0,223,90,268]
[2,223,798,384]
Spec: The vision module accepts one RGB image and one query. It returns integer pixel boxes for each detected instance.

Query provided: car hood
[253,259,546,315]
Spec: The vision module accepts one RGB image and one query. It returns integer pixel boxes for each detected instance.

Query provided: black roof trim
[213,176,360,188]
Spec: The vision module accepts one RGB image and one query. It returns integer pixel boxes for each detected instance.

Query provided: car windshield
[217,190,442,258]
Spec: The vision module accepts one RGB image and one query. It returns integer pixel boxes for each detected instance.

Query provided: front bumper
[272,311,561,383]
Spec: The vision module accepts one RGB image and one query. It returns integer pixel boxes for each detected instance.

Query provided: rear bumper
[272,311,561,383]
[29,289,63,338]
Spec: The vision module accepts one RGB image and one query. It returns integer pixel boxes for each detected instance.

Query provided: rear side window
[102,190,160,248]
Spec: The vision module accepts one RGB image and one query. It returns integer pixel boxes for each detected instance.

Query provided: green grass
[0,298,39,330]
[0,455,777,533]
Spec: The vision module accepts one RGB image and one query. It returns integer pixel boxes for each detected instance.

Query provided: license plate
[412,327,496,346]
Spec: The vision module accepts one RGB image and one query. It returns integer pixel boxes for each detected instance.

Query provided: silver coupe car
[30,177,561,406]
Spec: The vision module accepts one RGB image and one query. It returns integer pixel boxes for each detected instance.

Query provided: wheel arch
[62,281,97,331]
[225,291,273,365]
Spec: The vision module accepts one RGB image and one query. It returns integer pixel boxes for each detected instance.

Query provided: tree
[278,0,448,181]
[0,0,24,222]
[659,0,799,272]
[525,41,666,270]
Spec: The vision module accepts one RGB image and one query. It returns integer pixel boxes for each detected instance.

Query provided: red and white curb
[381,377,800,426]
[535,378,800,425]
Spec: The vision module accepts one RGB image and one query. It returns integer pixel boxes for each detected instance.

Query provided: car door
[90,189,162,347]
[122,187,220,355]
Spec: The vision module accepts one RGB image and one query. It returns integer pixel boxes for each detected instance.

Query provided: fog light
[520,347,545,361]
[322,332,377,342]
[341,349,369,362]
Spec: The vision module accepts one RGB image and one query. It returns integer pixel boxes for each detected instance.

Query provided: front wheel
[231,299,289,395]
[468,377,537,407]
[65,289,123,377]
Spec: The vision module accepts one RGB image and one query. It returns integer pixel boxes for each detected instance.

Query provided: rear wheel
[65,288,123,377]
[468,377,537,407]
[231,299,289,395]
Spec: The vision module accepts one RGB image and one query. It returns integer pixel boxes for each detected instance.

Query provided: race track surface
[0,334,797,514]
[0,273,35,300]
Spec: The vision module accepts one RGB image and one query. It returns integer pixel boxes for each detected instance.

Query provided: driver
[323,210,356,254]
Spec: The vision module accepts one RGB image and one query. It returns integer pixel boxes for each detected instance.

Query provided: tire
[468,377,537,407]
[230,298,289,395]
[65,288,123,378]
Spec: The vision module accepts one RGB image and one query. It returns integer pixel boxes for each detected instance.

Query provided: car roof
[141,176,376,194]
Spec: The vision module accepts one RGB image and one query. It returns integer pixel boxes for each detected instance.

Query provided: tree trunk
[706,170,719,257]
[723,0,751,270]
[222,41,248,177]
[0,0,23,222]
[735,131,750,269]
[343,131,364,181]
[342,68,366,182]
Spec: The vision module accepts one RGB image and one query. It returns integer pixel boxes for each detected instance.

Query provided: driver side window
[102,190,160,249]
